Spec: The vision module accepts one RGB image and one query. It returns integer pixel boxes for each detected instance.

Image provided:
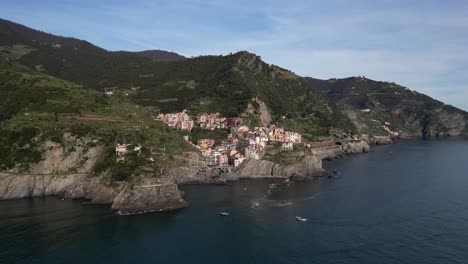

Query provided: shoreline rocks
[0,173,188,215]
[112,179,188,214]
[0,173,88,200]
[0,137,389,215]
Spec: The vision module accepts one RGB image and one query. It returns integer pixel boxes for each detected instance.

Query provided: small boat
[296,216,308,222]
[220,212,230,216]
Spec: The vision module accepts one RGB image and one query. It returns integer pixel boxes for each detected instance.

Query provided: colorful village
[112,108,397,169]
[155,111,302,168]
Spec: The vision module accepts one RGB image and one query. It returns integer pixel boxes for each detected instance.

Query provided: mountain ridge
[306,76,468,137]
[132,49,186,61]
[1,17,467,138]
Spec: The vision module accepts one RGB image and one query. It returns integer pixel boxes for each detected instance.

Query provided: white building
[234,156,246,168]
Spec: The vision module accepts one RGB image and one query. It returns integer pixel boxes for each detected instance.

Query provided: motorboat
[296,216,308,222]
[220,212,230,216]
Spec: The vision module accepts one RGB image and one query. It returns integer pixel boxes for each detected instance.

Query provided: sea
[1,138,468,264]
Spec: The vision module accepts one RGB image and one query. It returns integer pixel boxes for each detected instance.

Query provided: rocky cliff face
[342,140,371,154]
[366,135,394,145]
[166,139,372,184]
[427,109,468,136]
[0,173,188,214]
[245,98,272,127]
[0,173,87,200]
[233,155,323,179]
[232,140,370,179]
[17,134,104,174]
[0,134,375,215]
[112,178,187,214]
[0,133,188,214]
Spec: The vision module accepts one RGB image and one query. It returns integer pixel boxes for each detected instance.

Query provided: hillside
[0,18,356,139]
[0,57,191,175]
[2,17,467,140]
[1,17,468,176]
[307,77,468,137]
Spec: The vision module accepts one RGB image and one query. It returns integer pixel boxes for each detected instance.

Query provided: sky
[1,0,468,110]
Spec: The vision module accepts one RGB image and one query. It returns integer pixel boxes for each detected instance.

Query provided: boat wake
[254,193,320,208]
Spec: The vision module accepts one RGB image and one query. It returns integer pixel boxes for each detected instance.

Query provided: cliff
[232,155,323,180]
[0,173,188,214]
[112,178,188,214]
[165,139,372,184]
[27,136,103,174]
[0,173,87,200]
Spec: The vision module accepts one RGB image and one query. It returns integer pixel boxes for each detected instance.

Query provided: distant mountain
[133,50,186,61]
[0,18,103,51]
[306,77,468,137]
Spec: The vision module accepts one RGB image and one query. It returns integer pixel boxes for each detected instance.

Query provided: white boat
[296,216,308,222]
[220,212,230,216]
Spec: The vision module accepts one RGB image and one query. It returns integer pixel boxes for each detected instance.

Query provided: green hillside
[0,18,356,140]
[1,17,467,176]
[0,57,191,175]
[307,77,468,137]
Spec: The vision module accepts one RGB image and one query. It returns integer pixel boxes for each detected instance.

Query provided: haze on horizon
[1,0,467,111]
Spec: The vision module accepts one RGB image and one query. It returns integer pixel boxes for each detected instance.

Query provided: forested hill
[0,18,354,139]
[1,17,467,138]
[306,77,468,137]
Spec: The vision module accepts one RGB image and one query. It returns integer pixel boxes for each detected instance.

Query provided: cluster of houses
[182,123,303,168]
[197,113,225,130]
[158,111,243,131]
[113,110,304,168]
[158,111,195,131]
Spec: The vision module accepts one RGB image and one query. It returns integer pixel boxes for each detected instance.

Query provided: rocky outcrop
[166,167,229,185]
[429,109,468,136]
[312,139,369,160]
[27,134,103,174]
[232,155,323,180]
[231,159,279,179]
[166,140,371,184]
[342,140,370,153]
[311,146,344,160]
[366,136,393,145]
[112,178,188,214]
[65,178,124,204]
[0,173,87,200]
[0,173,188,214]
[245,97,272,127]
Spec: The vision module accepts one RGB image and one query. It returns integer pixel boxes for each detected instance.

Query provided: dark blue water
[1,139,468,264]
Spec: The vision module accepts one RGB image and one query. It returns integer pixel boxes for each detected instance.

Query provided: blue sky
[2,0,468,110]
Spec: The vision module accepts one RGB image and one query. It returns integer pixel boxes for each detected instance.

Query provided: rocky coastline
[0,137,390,215]
[0,173,188,214]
